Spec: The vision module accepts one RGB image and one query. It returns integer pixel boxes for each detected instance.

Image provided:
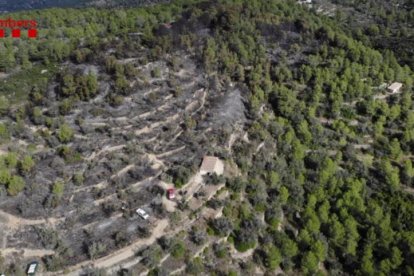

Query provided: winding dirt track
[1,248,55,258]
[0,210,62,230]
[49,219,169,276]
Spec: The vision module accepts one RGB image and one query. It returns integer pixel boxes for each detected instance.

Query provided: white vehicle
[27,262,39,275]
[136,208,149,220]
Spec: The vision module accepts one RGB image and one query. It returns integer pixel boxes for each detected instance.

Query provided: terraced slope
[0,50,245,269]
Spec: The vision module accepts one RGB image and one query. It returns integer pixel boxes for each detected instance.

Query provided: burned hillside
[0,45,247,267]
[1,0,414,275]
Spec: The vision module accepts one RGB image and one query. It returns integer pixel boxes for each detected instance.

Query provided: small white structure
[136,208,149,220]
[200,156,224,176]
[27,262,38,275]
[387,82,403,94]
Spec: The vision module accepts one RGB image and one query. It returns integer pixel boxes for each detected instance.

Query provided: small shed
[387,82,403,94]
[200,156,224,176]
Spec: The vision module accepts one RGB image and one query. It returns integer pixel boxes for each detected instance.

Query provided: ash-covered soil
[0,52,247,267]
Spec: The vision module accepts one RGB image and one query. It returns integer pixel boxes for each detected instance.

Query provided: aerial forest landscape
[0,0,414,275]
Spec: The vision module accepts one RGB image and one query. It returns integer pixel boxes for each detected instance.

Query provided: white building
[387,82,403,94]
[200,156,224,176]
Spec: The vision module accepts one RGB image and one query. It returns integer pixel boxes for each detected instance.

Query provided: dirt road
[0,210,62,230]
[1,248,55,258]
[50,219,169,276]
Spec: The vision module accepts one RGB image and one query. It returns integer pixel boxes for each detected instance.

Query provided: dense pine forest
[0,0,414,275]
[327,0,414,68]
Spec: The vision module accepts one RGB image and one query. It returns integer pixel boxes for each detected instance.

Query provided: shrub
[0,123,9,141]
[52,180,65,198]
[73,172,84,186]
[213,242,228,258]
[234,239,255,252]
[0,169,11,185]
[148,267,168,276]
[169,166,191,188]
[7,175,25,196]
[190,227,207,245]
[210,217,233,236]
[87,242,107,260]
[171,240,186,258]
[4,152,17,168]
[186,257,204,275]
[57,124,74,143]
[19,155,35,174]
[141,245,163,268]
[0,96,10,115]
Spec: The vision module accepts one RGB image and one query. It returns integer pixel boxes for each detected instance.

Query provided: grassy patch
[0,64,57,104]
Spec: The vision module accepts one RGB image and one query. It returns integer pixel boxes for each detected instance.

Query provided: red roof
[167,188,175,199]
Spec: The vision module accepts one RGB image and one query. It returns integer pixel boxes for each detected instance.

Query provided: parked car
[167,188,176,200]
[136,208,149,220]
